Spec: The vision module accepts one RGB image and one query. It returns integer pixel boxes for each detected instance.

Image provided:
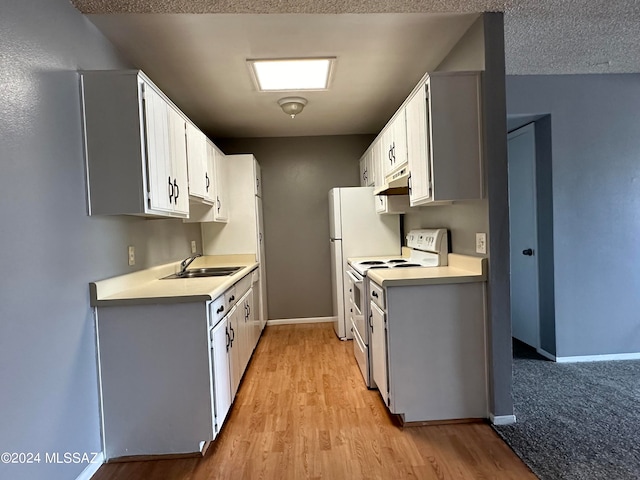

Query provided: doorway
[507,116,556,358]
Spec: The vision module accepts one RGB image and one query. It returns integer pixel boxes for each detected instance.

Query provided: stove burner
[392,263,423,268]
[387,259,407,263]
[368,265,390,269]
[359,260,385,265]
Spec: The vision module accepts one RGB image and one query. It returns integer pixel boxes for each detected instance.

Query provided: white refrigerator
[329,187,401,339]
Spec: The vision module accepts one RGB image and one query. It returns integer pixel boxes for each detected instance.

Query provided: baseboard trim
[490,414,516,425]
[555,352,640,363]
[267,316,335,326]
[536,348,557,361]
[75,452,104,480]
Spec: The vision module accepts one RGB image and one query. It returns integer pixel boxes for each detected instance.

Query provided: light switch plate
[475,233,487,255]
[128,245,135,266]
[191,240,197,254]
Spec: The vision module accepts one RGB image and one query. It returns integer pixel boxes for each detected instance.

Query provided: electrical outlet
[128,245,135,266]
[191,240,197,254]
[475,233,487,255]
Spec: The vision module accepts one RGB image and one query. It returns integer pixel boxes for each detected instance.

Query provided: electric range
[346,228,449,387]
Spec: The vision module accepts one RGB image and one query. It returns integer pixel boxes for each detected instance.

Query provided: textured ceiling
[72,0,640,75]
[70,1,640,138]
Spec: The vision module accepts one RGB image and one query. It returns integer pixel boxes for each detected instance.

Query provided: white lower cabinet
[370,301,388,406]
[226,304,242,398]
[369,278,487,423]
[95,269,263,460]
[209,315,231,437]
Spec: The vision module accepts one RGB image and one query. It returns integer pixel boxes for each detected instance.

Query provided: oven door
[346,268,365,339]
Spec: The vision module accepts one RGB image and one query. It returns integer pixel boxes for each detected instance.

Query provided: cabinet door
[143,85,173,213]
[254,159,262,198]
[359,155,368,187]
[406,83,432,205]
[366,149,375,186]
[373,139,385,188]
[370,301,389,406]
[210,317,232,435]
[167,107,189,216]
[391,108,408,173]
[186,122,207,199]
[228,306,241,397]
[381,128,394,178]
[237,290,251,374]
[205,142,216,204]
[213,147,228,222]
[375,194,387,214]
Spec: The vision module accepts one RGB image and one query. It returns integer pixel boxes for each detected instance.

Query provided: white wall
[0,2,201,478]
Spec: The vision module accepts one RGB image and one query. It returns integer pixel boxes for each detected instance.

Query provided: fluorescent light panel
[250,58,333,91]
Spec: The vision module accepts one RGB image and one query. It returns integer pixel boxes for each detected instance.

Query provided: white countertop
[365,253,486,287]
[90,254,258,306]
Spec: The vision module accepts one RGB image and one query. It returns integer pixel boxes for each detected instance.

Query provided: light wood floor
[93,323,536,480]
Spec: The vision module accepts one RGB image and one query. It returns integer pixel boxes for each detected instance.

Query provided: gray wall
[0,2,201,479]
[507,74,640,357]
[217,135,372,320]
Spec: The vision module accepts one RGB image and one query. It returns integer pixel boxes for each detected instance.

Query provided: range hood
[373,165,410,196]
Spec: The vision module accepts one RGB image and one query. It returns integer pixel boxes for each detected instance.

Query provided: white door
[210,317,231,435]
[508,123,540,348]
[370,301,388,406]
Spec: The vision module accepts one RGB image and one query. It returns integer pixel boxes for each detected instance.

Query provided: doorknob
[522,248,534,256]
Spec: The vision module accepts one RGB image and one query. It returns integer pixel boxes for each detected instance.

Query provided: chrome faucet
[179,253,202,275]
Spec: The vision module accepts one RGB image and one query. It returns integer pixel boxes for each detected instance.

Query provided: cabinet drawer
[235,272,252,298]
[224,286,237,310]
[370,281,385,310]
[210,295,226,326]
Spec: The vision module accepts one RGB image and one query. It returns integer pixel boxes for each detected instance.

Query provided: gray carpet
[493,342,640,480]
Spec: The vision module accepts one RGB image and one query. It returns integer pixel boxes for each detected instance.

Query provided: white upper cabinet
[359,149,374,187]
[254,160,262,198]
[407,72,483,206]
[382,108,408,178]
[185,121,210,202]
[212,145,228,222]
[405,83,431,205]
[81,70,189,218]
[185,141,229,224]
[359,155,368,187]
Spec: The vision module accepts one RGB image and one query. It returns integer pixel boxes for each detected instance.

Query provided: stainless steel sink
[162,266,243,279]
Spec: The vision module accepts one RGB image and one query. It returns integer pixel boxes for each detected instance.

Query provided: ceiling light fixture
[278,97,307,118]
[248,58,334,91]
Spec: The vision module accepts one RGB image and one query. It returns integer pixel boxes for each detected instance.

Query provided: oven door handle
[346,270,363,285]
